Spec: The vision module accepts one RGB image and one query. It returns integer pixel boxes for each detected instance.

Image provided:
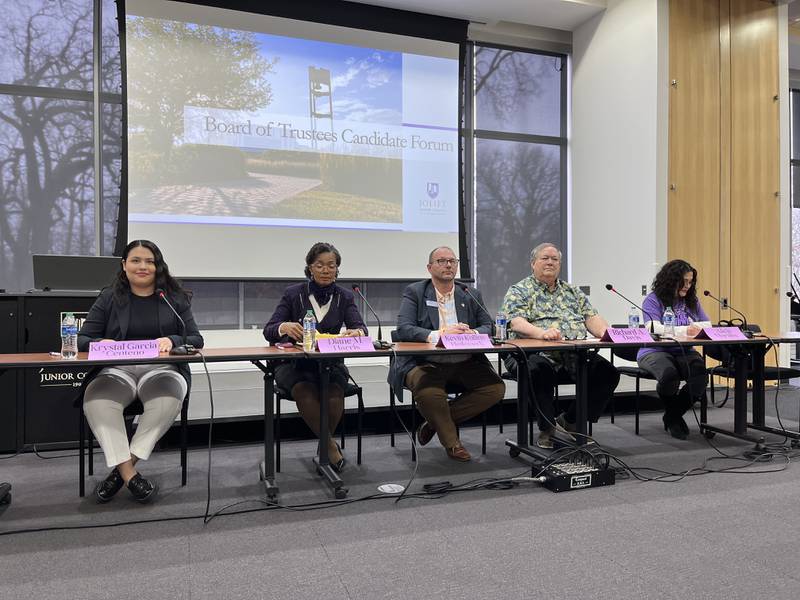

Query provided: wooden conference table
[0,332,797,499]
[505,332,800,447]
[0,347,297,498]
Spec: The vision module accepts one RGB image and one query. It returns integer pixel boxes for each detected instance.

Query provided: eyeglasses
[311,262,337,271]
[432,258,459,266]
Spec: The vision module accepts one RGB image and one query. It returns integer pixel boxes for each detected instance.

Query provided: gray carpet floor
[2,388,800,599]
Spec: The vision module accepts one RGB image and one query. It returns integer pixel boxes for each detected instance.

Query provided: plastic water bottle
[302,309,317,351]
[495,311,508,340]
[663,306,676,336]
[627,305,640,329]
[60,312,78,359]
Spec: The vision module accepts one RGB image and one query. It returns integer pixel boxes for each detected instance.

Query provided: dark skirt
[274,358,351,396]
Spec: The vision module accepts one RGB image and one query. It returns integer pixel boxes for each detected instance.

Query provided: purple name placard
[437,333,493,350]
[695,327,747,341]
[601,327,654,343]
[88,339,160,360]
[316,336,375,353]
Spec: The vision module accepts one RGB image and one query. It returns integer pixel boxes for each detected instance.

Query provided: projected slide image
[126,16,458,231]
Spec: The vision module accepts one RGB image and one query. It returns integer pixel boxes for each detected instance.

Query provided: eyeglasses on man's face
[432,258,459,266]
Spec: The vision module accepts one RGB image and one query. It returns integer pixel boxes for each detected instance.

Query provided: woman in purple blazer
[263,242,367,470]
[637,259,712,440]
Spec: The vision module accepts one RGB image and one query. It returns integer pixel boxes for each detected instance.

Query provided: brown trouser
[405,356,505,448]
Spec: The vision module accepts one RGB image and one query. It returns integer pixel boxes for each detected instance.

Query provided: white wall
[779,4,792,364]
[571,0,668,325]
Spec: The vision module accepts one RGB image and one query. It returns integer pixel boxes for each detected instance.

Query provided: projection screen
[124,0,462,279]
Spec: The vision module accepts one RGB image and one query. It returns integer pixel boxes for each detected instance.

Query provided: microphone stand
[604,284,661,340]
[157,290,198,355]
[351,285,392,349]
[703,290,753,338]
[456,283,503,345]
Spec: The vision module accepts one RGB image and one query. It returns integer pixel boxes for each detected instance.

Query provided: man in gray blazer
[388,246,505,461]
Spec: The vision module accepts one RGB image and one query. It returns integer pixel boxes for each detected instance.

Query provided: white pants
[83,364,188,469]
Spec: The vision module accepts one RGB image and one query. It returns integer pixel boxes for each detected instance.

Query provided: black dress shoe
[94,468,124,504]
[663,414,688,440]
[676,415,690,436]
[330,443,346,473]
[416,421,435,447]
[127,473,158,503]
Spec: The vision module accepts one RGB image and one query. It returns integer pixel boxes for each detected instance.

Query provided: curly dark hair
[112,240,186,302]
[651,259,698,312]
[304,242,341,279]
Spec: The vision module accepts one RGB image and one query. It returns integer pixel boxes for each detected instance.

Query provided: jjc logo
[38,368,86,387]
[426,182,439,199]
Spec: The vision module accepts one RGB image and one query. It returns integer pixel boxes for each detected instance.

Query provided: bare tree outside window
[0,0,96,291]
[0,0,124,291]
[472,45,566,313]
[476,140,561,313]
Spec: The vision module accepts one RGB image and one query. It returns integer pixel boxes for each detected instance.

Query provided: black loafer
[127,473,158,503]
[663,414,688,440]
[676,415,690,436]
[94,467,124,504]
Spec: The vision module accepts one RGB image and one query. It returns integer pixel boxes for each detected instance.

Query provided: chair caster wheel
[334,488,348,500]
[703,430,716,439]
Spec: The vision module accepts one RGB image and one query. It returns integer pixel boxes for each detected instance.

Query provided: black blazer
[77,287,204,396]
[387,279,493,399]
[263,281,367,344]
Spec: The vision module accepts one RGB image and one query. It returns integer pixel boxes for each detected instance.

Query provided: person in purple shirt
[637,259,712,439]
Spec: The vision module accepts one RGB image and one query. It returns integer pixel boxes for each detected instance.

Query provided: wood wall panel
[669,0,780,340]
[668,0,721,321]
[729,0,780,335]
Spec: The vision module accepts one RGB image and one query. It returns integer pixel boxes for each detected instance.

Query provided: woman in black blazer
[78,240,203,503]
[263,242,367,470]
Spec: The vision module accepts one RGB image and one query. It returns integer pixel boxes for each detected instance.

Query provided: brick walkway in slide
[130,172,322,217]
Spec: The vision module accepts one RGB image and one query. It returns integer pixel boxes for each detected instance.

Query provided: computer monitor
[32,255,120,292]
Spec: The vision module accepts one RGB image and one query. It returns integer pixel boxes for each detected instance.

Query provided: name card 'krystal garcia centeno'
[88,340,160,360]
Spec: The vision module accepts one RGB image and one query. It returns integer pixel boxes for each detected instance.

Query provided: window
[0,6,568,331]
[470,45,567,314]
[0,0,122,291]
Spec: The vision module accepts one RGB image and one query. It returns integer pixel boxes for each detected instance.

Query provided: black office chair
[79,395,189,497]
[706,324,800,407]
[388,330,488,460]
[608,324,655,435]
[274,380,364,471]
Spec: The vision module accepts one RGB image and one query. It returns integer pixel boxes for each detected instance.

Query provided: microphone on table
[157,289,197,355]
[351,284,392,349]
[455,282,503,345]
[604,283,661,340]
[702,290,754,338]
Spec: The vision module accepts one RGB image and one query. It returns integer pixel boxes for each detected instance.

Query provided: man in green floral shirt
[501,243,620,448]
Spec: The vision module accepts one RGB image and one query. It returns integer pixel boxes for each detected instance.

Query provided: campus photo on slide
[126,13,459,232]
